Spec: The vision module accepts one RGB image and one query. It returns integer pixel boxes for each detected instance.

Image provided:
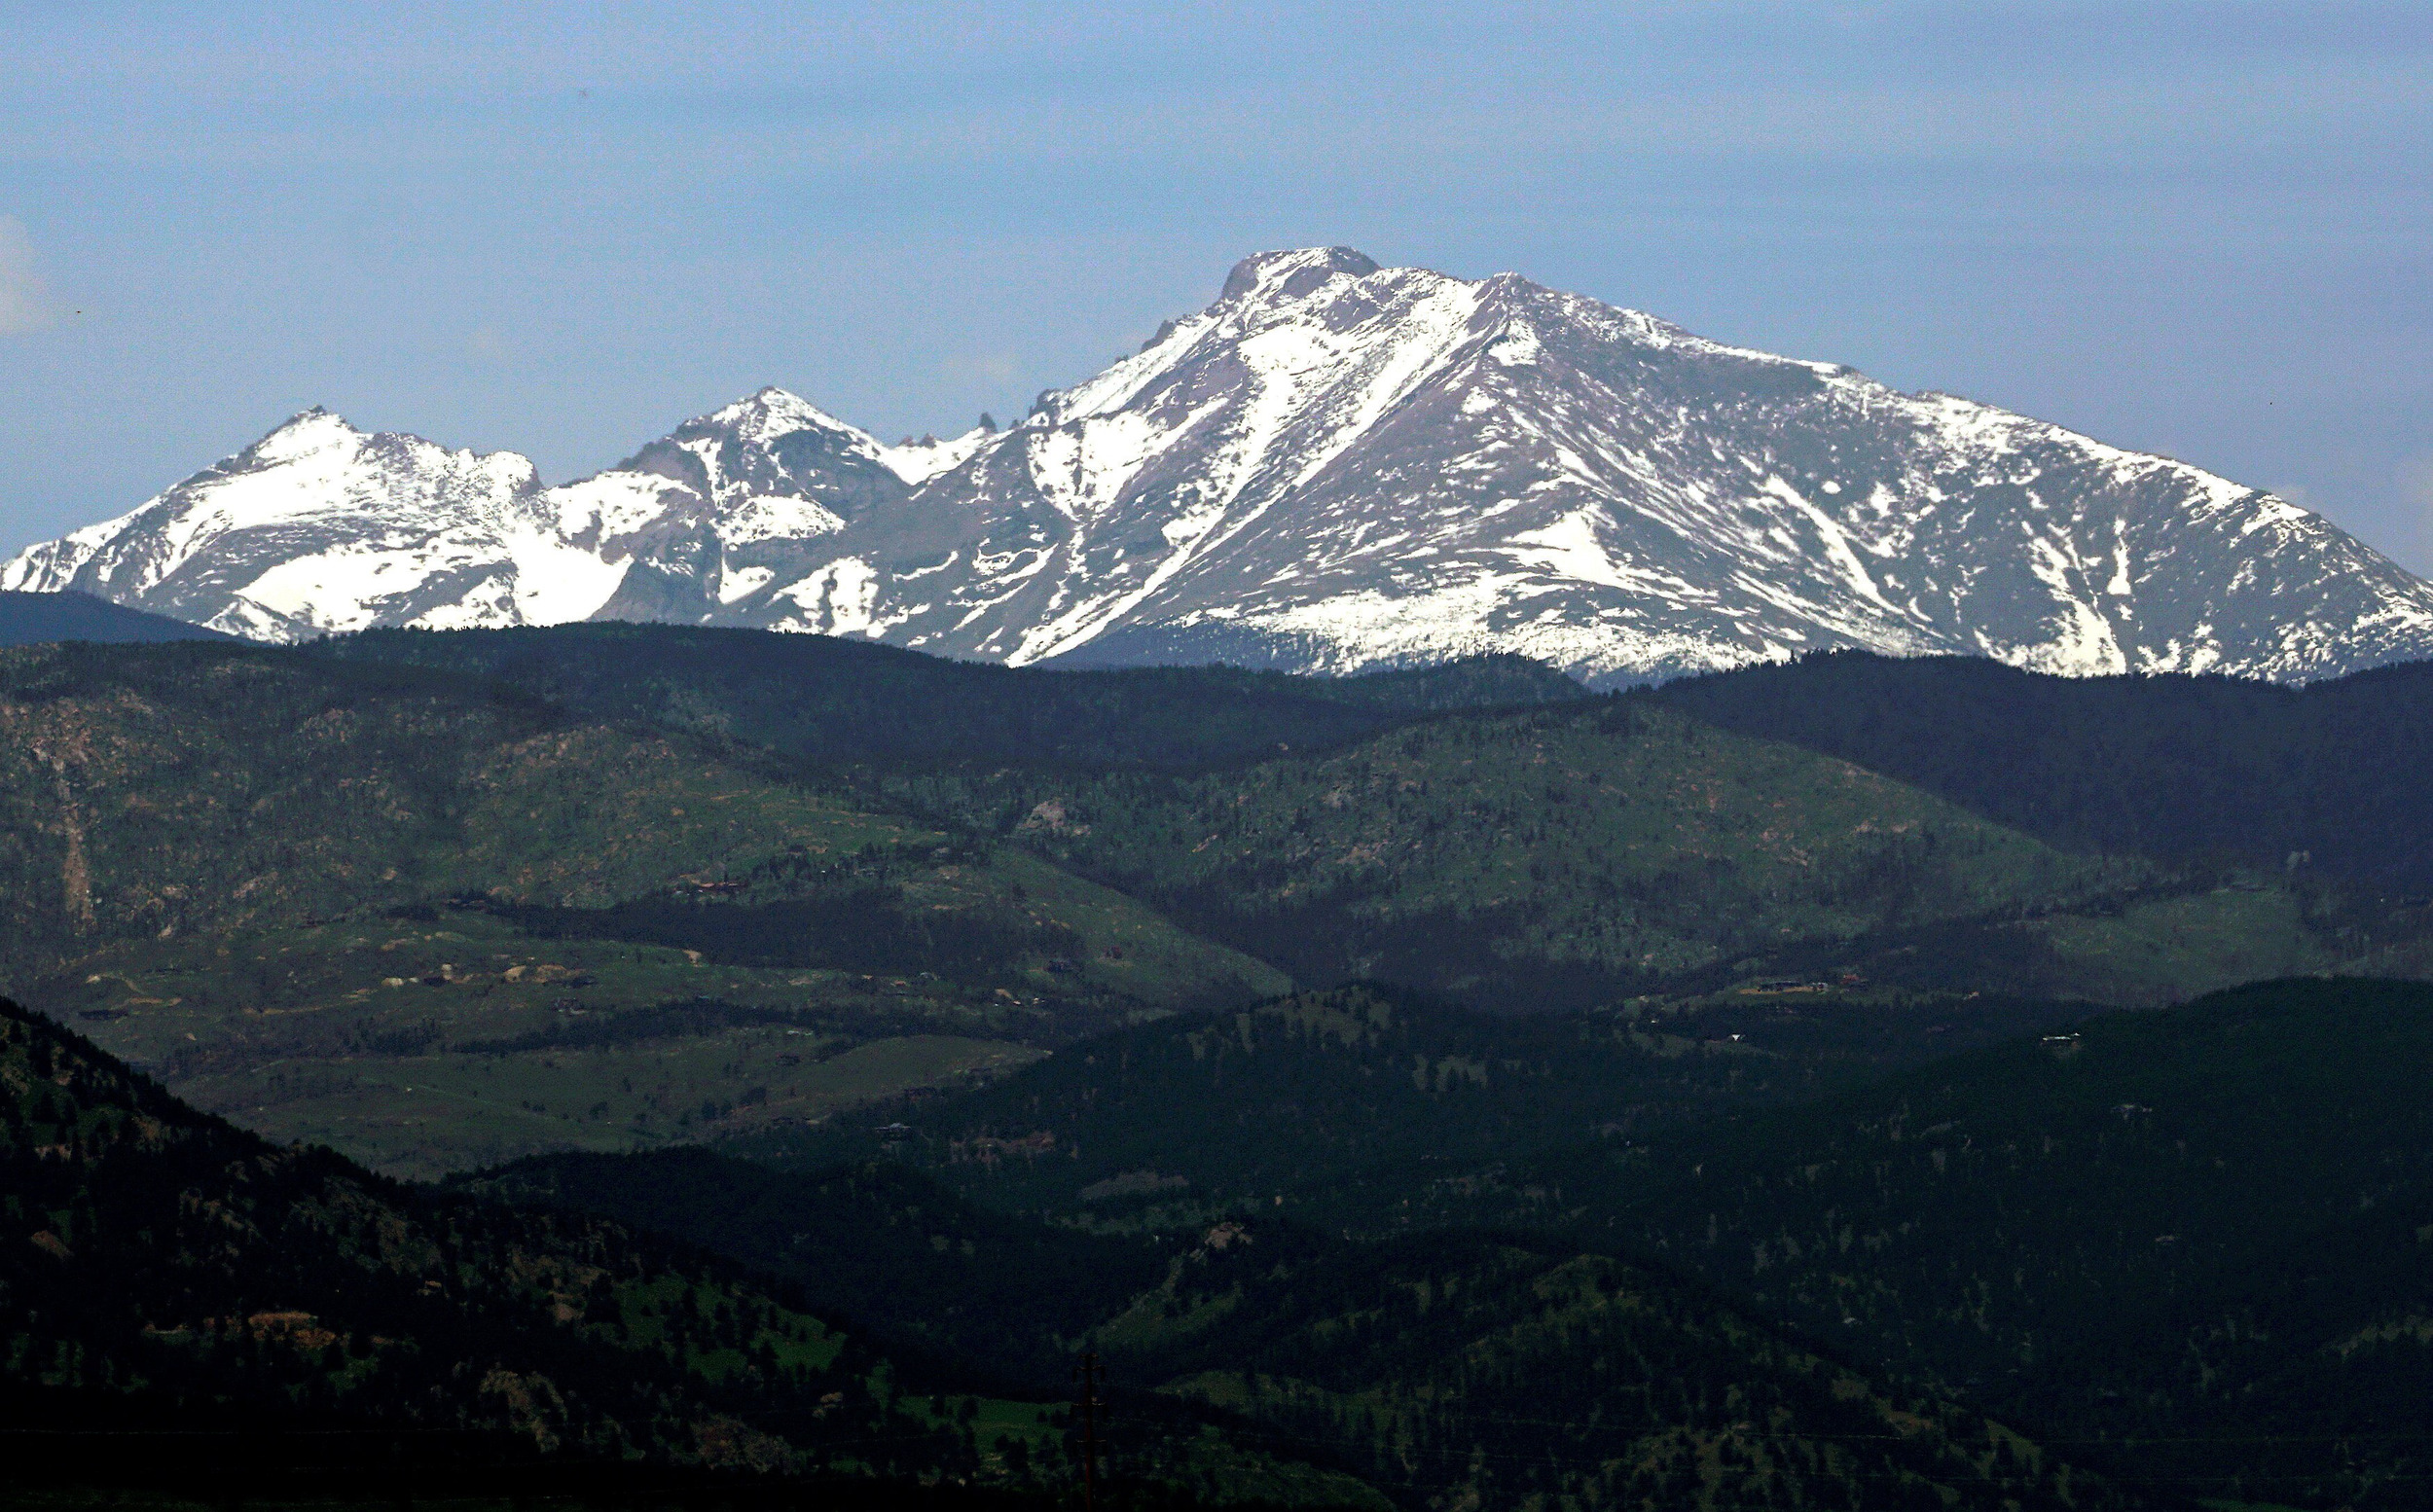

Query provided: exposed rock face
[12,250,2432,684]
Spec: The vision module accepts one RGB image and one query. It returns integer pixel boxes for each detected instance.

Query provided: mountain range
[12,248,2433,685]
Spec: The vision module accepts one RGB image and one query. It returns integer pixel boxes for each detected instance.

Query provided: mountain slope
[1439,978,2433,1512]
[0,410,588,641]
[0,997,1395,1506]
[461,1150,1165,1388]
[722,976,2433,1511]
[0,590,236,646]
[0,639,1286,1176]
[308,623,1584,772]
[812,246,2433,685]
[1110,1225,2140,1512]
[725,984,2092,1228]
[966,700,2178,1003]
[10,250,2429,683]
[0,996,921,1470]
[0,393,970,643]
[459,1135,2149,1512]
[1647,648,2433,890]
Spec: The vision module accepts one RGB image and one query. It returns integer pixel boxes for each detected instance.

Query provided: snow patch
[719,564,776,604]
[880,428,993,486]
[718,494,848,547]
[776,557,887,636]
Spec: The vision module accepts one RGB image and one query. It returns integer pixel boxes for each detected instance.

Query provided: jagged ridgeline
[14,250,2433,685]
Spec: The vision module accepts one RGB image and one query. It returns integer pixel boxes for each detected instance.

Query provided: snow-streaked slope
[2,390,913,639]
[0,410,612,640]
[11,250,2433,683]
[810,247,2433,684]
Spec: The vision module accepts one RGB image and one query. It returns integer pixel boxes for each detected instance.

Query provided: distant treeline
[313,623,1586,772]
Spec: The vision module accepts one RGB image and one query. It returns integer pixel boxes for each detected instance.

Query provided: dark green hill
[727,984,2090,1227]
[0,995,963,1476]
[1647,649,2433,891]
[458,1149,1162,1387]
[1100,1222,2140,1512]
[9,994,2134,1512]
[1445,977,2433,1510]
[0,640,1281,1178]
[704,978,2433,1507]
[0,997,1401,1509]
[961,700,2311,1006]
[450,1117,2147,1512]
[0,590,236,646]
[311,624,1584,772]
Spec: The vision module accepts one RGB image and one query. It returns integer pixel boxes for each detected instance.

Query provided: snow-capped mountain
[12,246,2433,685]
[0,390,963,641]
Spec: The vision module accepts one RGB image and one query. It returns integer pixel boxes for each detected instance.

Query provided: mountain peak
[1219,246,1383,303]
[10,251,2432,683]
[269,405,349,432]
[697,385,849,436]
[247,407,364,463]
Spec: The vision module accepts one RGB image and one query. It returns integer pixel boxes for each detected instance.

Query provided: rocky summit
[11,247,2432,685]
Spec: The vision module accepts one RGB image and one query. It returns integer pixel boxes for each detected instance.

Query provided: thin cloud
[942,351,1021,384]
[0,217,54,335]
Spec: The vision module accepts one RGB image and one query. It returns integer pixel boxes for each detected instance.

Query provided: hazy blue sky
[5,2,2430,569]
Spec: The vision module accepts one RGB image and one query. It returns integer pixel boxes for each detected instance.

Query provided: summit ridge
[8,248,2430,683]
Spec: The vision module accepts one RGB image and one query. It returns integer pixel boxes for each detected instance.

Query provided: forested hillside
[0,640,1282,1177]
[1104,1225,2138,1512]
[0,997,964,1474]
[16,630,2433,1187]
[312,624,1584,771]
[729,984,2091,1226]
[465,1126,2148,1512]
[687,975,2433,1510]
[935,701,2366,1005]
[1426,978,2433,1511]
[10,994,2148,1512]
[1650,650,2433,890]
[462,1150,1165,1387]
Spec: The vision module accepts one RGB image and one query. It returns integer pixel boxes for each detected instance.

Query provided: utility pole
[1072,1350,1106,1512]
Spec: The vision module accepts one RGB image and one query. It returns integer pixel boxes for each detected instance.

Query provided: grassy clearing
[2029,887,2327,1000]
[179,1029,1040,1182]
[41,913,1064,1179]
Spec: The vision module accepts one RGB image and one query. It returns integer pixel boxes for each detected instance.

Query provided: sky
[3,1,2430,570]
